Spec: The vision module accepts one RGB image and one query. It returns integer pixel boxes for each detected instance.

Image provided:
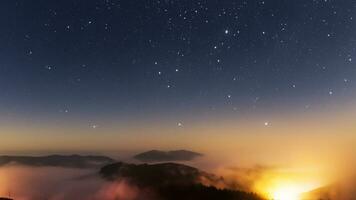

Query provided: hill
[301,182,356,200]
[133,150,203,162]
[100,162,264,200]
[0,155,115,168]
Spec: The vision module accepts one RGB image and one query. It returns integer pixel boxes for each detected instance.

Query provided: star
[45,66,52,70]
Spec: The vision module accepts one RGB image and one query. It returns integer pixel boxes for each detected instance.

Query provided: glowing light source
[272,185,301,200]
[254,170,323,200]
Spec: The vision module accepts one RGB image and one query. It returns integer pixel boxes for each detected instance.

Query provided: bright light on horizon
[271,185,302,200]
[252,168,324,200]
[263,180,322,200]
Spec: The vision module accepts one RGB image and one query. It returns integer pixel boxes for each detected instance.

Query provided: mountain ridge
[0,154,115,168]
[99,161,264,200]
[134,149,203,162]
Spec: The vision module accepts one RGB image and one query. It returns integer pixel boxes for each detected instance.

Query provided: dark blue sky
[0,0,355,124]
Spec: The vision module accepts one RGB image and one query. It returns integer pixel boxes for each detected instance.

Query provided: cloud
[0,165,154,200]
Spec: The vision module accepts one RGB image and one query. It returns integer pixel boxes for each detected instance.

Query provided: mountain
[100,162,264,200]
[100,162,215,186]
[301,182,356,200]
[0,155,115,168]
[134,150,203,162]
[301,186,331,200]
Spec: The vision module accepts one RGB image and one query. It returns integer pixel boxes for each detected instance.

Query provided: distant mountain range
[100,162,263,200]
[0,155,115,168]
[133,150,203,162]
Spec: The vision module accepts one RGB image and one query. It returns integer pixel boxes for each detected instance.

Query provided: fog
[0,165,155,200]
[0,151,355,200]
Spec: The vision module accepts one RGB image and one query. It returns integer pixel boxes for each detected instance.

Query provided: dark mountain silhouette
[100,162,264,200]
[100,162,216,186]
[156,184,264,200]
[134,150,203,162]
[0,155,114,168]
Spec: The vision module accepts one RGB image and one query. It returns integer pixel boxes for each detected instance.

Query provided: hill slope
[0,155,115,168]
[134,150,203,162]
[100,162,264,200]
[301,182,356,200]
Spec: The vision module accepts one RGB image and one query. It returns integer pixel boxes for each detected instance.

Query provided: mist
[0,148,355,200]
[0,165,155,200]
[1,110,356,199]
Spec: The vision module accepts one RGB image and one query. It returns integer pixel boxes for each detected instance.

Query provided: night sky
[0,0,356,129]
[1,2,356,198]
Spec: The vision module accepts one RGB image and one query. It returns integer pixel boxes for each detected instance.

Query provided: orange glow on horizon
[251,167,324,200]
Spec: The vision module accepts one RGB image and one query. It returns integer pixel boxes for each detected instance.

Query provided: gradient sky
[0,0,356,153]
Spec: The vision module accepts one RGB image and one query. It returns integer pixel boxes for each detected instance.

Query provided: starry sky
[0,0,356,152]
